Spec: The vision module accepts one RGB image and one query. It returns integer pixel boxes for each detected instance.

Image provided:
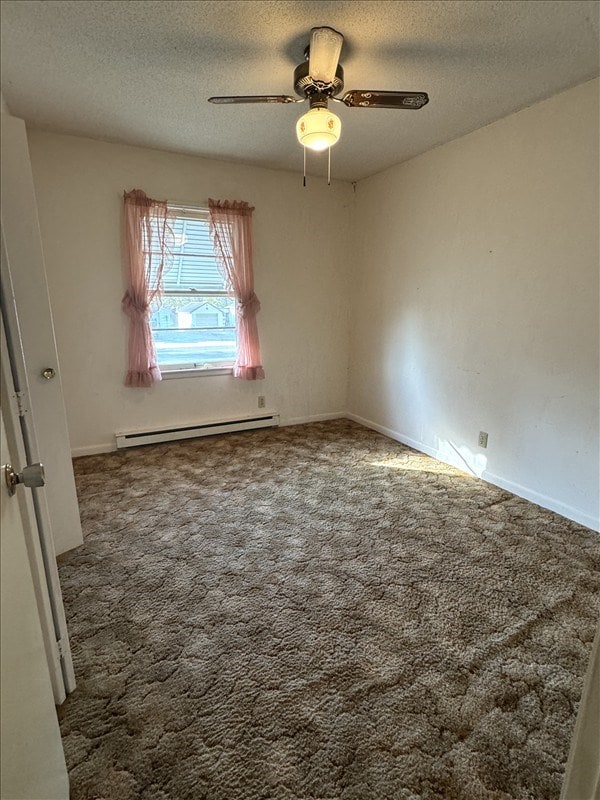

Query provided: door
[0,111,83,555]
[1,233,75,703]
[1,406,69,800]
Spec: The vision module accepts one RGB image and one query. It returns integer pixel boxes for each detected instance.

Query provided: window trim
[168,203,210,219]
[161,366,234,379]
[150,204,236,376]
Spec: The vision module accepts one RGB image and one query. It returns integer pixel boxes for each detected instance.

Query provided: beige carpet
[57,420,600,800]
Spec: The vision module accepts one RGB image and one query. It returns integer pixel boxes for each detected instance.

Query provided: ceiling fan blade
[309,26,343,84]
[208,95,298,104]
[341,91,429,109]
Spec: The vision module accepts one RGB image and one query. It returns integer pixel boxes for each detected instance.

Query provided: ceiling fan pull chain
[303,147,306,187]
[208,27,430,176]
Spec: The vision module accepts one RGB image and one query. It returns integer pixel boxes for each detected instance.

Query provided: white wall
[26,132,353,455]
[347,78,599,530]
[27,80,599,530]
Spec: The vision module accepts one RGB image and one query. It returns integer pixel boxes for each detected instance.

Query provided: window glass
[147,210,236,371]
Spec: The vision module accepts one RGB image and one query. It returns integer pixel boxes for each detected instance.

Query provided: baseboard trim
[71,443,117,458]
[481,471,599,533]
[346,413,439,458]
[346,413,599,533]
[72,412,347,457]
[71,413,599,532]
[282,411,346,427]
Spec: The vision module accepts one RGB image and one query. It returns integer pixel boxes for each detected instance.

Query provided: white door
[1,405,70,799]
[1,232,75,703]
[0,111,83,555]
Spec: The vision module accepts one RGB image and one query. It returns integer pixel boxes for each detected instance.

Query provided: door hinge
[14,390,29,417]
[56,638,65,659]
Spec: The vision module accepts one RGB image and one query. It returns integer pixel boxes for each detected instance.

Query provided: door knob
[42,368,56,380]
[4,462,45,496]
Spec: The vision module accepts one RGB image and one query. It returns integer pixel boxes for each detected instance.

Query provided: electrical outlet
[258,396,266,409]
[478,431,488,448]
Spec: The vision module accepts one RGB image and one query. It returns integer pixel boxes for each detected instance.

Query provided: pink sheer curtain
[122,189,171,387]
[208,199,265,380]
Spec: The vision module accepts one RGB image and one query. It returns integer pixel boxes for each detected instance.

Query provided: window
[148,206,236,372]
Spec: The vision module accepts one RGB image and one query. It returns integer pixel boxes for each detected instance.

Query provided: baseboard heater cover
[115,413,280,449]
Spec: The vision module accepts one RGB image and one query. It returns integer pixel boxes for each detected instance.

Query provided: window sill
[161,367,234,380]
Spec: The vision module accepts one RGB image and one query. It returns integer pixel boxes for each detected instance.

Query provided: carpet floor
[57,419,600,800]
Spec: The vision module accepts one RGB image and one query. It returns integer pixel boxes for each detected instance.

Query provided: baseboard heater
[115,413,280,449]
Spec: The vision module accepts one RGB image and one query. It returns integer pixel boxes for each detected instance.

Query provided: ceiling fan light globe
[296,108,341,151]
[306,139,329,152]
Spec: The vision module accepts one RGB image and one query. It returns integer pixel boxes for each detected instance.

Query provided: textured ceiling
[1,0,598,181]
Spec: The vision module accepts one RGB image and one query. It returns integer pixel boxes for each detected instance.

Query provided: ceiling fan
[208,27,429,182]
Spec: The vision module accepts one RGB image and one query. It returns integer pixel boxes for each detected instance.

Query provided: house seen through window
[148,207,236,371]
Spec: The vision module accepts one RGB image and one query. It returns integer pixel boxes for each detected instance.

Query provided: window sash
[160,290,233,298]
[160,362,234,372]
[147,251,216,260]
[146,206,226,293]
[151,326,236,333]
[148,206,236,371]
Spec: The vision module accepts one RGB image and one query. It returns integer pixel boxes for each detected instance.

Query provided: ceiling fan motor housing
[294,61,344,101]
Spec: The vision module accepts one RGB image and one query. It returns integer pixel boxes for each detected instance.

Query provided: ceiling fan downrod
[293,59,345,102]
[208,25,430,187]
